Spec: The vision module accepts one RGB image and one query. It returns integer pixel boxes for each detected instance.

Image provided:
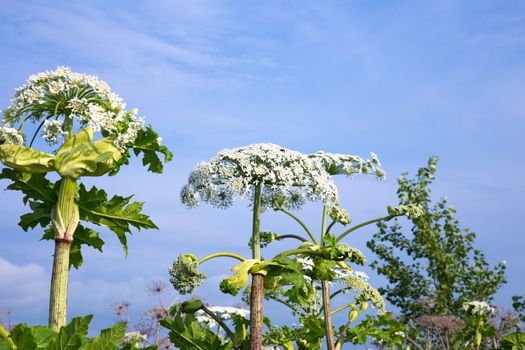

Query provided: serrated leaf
[132,126,172,174]
[0,144,54,174]
[0,168,56,204]
[10,323,37,350]
[77,184,157,255]
[48,315,92,350]
[30,326,57,349]
[71,225,105,269]
[19,200,53,231]
[80,322,126,350]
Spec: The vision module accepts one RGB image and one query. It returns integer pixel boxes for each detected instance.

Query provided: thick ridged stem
[48,239,71,330]
[322,280,335,350]
[320,206,335,350]
[48,176,78,330]
[250,184,263,350]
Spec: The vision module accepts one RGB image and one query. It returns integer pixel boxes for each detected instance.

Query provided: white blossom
[195,306,250,327]
[0,126,24,145]
[42,119,65,145]
[181,143,339,210]
[121,331,147,346]
[462,301,494,316]
[2,66,145,152]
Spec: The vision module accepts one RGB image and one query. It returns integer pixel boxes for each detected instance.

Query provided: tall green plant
[367,157,506,348]
[0,67,172,330]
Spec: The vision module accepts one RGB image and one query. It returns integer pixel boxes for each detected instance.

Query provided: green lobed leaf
[0,168,56,205]
[47,315,92,350]
[10,323,37,350]
[132,126,173,174]
[77,184,157,255]
[30,326,57,349]
[80,322,126,350]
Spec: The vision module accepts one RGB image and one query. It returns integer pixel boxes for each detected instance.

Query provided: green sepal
[220,259,259,296]
[54,128,121,179]
[0,144,54,174]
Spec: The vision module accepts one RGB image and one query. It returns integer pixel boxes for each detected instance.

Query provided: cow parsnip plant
[0,67,172,330]
[170,145,420,350]
[248,152,421,350]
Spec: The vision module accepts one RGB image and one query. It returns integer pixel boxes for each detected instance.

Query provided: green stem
[269,295,303,315]
[334,215,394,243]
[277,207,318,245]
[250,184,263,350]
[197,252,246,265]
[48,239,71,330]
[0,324,15,349]
[330,303,353,316]
[275,234,308,243]
[49,176,79,331]
[200,305,237,347]
[320,206,335,350]
[273,248,324,260]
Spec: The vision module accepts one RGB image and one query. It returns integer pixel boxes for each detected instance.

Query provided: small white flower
[42,119,65,145]
[0,126,24,145]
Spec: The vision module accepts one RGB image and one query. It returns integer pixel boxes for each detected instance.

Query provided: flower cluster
[2,66,145,152]
[42,119,66,144]
[462,301,495,316]
[337,270,385,311]
[181,143,339,210]
[0,126,23,145]
[121,331,147,346]
[195,306,250,328]
[309,151,385,179]
[169,254,206,295]
[387,204,424,219]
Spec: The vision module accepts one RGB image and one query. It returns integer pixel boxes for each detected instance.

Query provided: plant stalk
[48,176,79,330]
[320,206,335,350]
[48,238,71,330]
[250,184,263,350]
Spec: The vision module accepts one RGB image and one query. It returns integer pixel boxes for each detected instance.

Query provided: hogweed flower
[0,126,23,145]
[463,301,495,316]
[1,66,147,152]
[180,143,339,210]
[169,254,207,295]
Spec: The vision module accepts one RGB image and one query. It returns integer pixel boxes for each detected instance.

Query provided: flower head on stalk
[169,254,207,295]
[1,66,171,172]
[181,143,339,210]
[1,67,138,150]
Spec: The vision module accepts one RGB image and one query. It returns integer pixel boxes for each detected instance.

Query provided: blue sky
[0,0,524,335]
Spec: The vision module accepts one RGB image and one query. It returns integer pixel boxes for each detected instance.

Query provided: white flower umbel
[195,306,250,327]
[462,301,495,316]
[181,143,339,210]
[2,66,144,151]
[0,126,24,145]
